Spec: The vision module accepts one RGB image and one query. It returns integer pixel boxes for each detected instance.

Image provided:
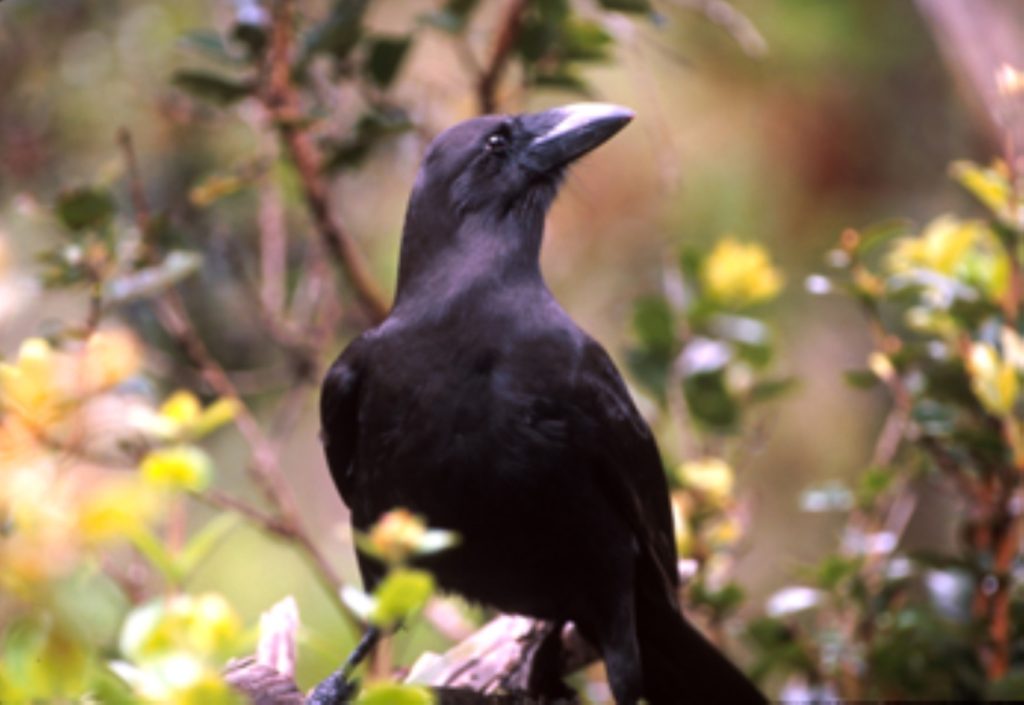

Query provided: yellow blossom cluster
[114,593,243,704]
[671,457,743,557]
[887,215,1010,303]
[702,238,785,307]
[0,333,159,593]
[967,327,1024,419]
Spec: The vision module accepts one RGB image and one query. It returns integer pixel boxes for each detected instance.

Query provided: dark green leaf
[690,580,745,620]
[843,369,879,389]
[562,19,613,61]
[626,348,669,403]
[364,36,412,88]
[684,371,739,431]
[597,0,652,13]
[749,377,798,404]
[421,0,481,32]
[302,0,370,62]
[533,70,591,95]
[172,70,255,105]
[55,187,115,232]
[323,107,412,170]
[233,21,268,60]
[633,296,676,358]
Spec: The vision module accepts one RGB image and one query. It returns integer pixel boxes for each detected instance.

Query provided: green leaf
[420,0,481,32]
[811,554,861,590]
[843,369,879,389]
[690,580,745,620]
[633,296,676,358]
[626,347,669,403]
[533,69,591,95]
[683,371,739,431]
[232,20,268,60]
[173,70,255,105]
[949,160,1013,221]
[355,682,436,705]
[51,568,129,648]
[748,377,798,403]
[597,0,652,13]
[370,568,435,627]
[323,108,413,170]
[1,617,91,698]
[364,36,412,88]
[856,466,894,508]
[858,218,913,255]
[55,187,116,232]
[302,0,370,62]
[562,19,613,62]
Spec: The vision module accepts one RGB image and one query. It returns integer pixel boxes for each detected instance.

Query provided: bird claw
[306,670,360,705]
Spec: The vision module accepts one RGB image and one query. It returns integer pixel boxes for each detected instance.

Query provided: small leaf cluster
[342,509,456,704]
[629,237,792,434]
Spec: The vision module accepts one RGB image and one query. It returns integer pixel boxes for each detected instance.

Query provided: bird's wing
[569,339,680,597]
[320,338,366,506]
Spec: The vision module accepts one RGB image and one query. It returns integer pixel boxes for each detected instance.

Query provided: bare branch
[477,0,529,115]
[261,0,390,323]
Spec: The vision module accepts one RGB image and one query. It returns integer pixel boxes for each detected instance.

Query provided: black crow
[319,103,766,705]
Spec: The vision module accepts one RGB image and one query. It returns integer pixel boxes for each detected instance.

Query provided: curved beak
[521,102,635,174]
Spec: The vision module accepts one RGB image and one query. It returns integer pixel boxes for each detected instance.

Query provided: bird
[318,102,767,705]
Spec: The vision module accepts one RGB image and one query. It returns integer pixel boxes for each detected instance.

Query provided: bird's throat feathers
[394,186,550,310]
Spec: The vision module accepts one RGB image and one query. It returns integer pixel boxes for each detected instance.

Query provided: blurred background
[0,0,1016,700]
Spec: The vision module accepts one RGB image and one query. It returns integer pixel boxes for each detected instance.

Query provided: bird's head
[397,103,634,301]
[415,102,633,221]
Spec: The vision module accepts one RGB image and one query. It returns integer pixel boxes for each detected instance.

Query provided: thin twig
[117,128,354,624]
[260,0,389,323]
[477,0,529,114]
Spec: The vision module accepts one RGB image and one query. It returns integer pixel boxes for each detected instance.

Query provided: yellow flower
[140,445,213,492]
[887,216,1010,300]
[125,594,241,662]
[79,478,160,544]
[702,238,784,306]
[967,342,1019,416]
[150,391,239,440]
[704,515,743,549]
[0,338,62,424]
[675,457,735,507]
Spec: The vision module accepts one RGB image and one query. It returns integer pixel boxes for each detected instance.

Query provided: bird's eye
[486,133,508,153]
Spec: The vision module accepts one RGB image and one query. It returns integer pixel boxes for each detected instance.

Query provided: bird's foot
[306,667,359,705]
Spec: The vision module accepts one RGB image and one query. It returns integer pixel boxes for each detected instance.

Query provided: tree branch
[261,0,390,324]
[477,0,529,115]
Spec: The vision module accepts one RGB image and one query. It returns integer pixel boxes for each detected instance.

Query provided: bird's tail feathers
[636,582,766,705]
